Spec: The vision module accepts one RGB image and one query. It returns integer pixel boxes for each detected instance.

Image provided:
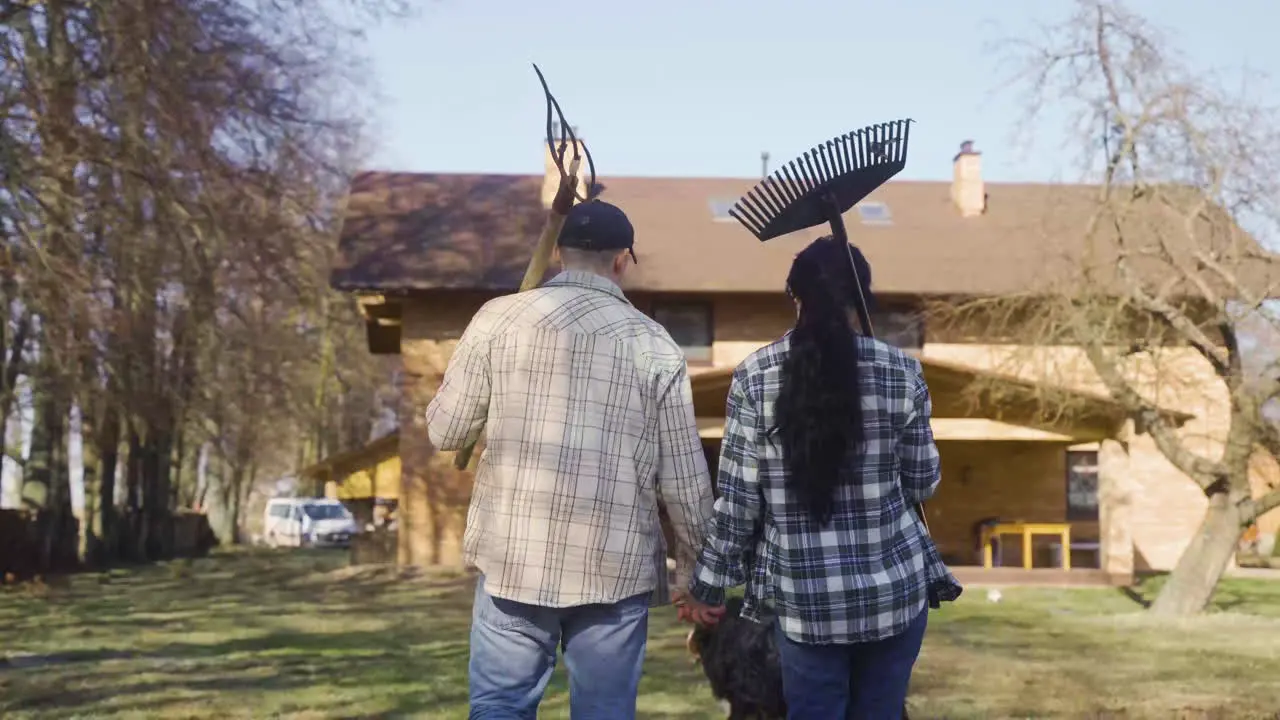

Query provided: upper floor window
[651,301,713,364]
[708,198,737,223]
[1066,450,1100,521]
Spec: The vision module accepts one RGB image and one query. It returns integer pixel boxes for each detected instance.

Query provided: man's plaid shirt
[690,332,962,644]
[426,270,715,609]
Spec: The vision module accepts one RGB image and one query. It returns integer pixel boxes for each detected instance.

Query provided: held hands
[672,589,726,627]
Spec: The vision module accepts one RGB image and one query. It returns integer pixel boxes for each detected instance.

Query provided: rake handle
[451,157,582,472]
[823,194,930,533]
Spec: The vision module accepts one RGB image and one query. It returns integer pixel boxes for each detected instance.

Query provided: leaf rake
[728,119,913,337]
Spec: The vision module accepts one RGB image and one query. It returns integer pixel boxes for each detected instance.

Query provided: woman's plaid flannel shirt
[689,333,962,644]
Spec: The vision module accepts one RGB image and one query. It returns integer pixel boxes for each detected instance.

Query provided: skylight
[856,201,892,225]
[709,198,737,222]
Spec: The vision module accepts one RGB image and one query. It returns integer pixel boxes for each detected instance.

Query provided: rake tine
[752,180,783,218]
[760,177,789,215]
[787,157,807,193]
[807,148,824,185]
[738,195,772,232]
[820,142,837,184]
[815,144,832,187]
[738,188,768,221]
[817,143,832,179]
[788,155,808,192]
[797,154,817,191]
[727,206,759,236]
[801,152,821,189]
[780,163,804,198]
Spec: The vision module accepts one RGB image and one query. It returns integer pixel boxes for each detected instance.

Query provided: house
[327,135,1280,582]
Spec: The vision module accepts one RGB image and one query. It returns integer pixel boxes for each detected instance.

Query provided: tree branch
[1246,487,1280,526]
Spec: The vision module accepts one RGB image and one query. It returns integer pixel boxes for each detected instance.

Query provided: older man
[425,199,715,720]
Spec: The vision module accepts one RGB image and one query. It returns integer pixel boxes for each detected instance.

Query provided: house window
[1066,450,1100,521]
[652,301,713,364]
[708,198,737,223]
[869,308,924,350]
[856,201,892,225]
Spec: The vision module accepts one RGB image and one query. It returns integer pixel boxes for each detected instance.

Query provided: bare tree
[0,0,403,566]
[942,0,1280,614]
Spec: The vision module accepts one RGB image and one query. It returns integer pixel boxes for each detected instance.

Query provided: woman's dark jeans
[774,607,927,720]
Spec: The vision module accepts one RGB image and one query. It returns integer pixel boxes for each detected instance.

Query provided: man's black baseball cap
[557,199,638,263]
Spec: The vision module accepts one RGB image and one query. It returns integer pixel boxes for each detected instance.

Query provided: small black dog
[687,597,787,719]
[686,597,911,719]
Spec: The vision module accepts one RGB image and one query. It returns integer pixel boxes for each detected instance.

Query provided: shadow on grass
[1118,584,1153,608]
[4,549,1279,719]
[0,550,485,718]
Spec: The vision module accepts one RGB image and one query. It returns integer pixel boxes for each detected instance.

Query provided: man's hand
[672,589,725,627]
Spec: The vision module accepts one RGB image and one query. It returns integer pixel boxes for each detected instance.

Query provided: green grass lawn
[1,549,1278,719]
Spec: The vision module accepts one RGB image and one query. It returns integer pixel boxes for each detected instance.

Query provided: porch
[686,357,1193,586]
[949,566,1116,587]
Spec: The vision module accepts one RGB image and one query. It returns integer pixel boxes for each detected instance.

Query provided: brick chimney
[543,123,590,209]
[951,140,985,217]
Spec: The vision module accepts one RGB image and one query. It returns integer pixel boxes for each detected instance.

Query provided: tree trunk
[24,377,71,572]
[80,422,100,565]
[125,429,146,560]
[96,409,120,563]
[45,398,70,572]
[1150,492,1244,616]
[148,431,175,559]
[227,463,244,544]
[23,375,58,512]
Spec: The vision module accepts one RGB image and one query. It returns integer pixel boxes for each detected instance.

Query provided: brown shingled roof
[331,171,1278,297]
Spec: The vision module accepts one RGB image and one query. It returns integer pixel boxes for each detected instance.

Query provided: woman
[679,236,962,719]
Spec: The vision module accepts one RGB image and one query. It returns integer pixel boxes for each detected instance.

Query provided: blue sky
[360,0,1279,183]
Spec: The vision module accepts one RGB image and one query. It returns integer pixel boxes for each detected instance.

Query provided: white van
[263,498,360,548]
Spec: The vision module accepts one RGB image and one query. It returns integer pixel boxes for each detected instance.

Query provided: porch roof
[689,356,1194,443]
[300,431,399,482]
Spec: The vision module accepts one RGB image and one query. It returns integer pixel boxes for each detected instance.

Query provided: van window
[302,503,350,521]
[269,504,291,519]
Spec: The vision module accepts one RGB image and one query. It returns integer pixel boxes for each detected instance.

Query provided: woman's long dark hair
[773,236,875,525]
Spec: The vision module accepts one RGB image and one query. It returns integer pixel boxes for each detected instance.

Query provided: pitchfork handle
[451,157,583,471]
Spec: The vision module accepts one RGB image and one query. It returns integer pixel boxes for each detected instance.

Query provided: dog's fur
[686,597,911,719]
[687,597,787,720]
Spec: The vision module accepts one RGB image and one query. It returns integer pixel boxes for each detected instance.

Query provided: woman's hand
[673,589,726,626]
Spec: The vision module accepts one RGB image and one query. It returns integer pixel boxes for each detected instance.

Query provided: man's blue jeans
[468,575,650,720]
[775,607,928,720]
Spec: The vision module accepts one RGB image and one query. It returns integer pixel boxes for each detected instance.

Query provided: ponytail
[774,237,868,525]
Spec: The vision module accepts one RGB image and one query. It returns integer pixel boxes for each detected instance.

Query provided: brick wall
[922,343,1280,571]
[707,295,793,368]
[397,294,489,568]
[395,289,1279,574]
[926,440,1092,566]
